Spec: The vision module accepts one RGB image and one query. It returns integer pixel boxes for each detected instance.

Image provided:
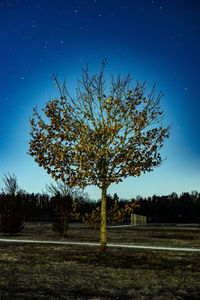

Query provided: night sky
[0,0,200,200]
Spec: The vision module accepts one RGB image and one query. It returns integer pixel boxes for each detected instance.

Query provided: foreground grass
[0,226,200,299]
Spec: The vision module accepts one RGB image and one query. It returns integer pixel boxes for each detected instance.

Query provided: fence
[131,214,147,226]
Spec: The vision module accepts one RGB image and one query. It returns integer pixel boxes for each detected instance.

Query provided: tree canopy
[29,61,170,189]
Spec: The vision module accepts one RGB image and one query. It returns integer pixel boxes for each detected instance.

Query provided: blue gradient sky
[0,0,199,200]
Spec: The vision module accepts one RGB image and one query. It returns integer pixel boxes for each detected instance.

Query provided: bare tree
[2,173,19,196]
[0,173,24,234]
[45,179,89,201]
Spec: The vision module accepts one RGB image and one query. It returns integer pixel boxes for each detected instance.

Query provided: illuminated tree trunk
[100,187,107,255]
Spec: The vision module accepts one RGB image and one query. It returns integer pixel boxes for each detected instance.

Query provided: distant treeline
[133,191,200,223]
[0,190,200,223]
[0,191,86,222]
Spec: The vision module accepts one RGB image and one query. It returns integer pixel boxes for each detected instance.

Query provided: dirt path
[0,238,200,252]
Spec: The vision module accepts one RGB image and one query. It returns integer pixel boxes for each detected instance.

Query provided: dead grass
[0,225,200,299]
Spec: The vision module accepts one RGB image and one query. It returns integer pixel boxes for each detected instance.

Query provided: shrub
[0,211,24,235]
[52,193,73,237]
[0,194,24,235]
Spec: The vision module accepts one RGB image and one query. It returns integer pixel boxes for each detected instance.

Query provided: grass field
[0,225,200,299]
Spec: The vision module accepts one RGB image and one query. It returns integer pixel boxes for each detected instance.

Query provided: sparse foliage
[81,198,138,229]
[29,60,170,253]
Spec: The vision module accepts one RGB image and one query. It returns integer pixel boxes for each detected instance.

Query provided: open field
[0,225,200,299]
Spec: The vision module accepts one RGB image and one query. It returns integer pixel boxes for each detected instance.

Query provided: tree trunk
[63,215,68,237]
[100,187,107,255]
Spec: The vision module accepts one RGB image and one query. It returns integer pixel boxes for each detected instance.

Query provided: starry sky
[0,0,200,201]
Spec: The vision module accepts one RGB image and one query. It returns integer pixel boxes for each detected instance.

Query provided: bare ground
[0,224,200,299]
